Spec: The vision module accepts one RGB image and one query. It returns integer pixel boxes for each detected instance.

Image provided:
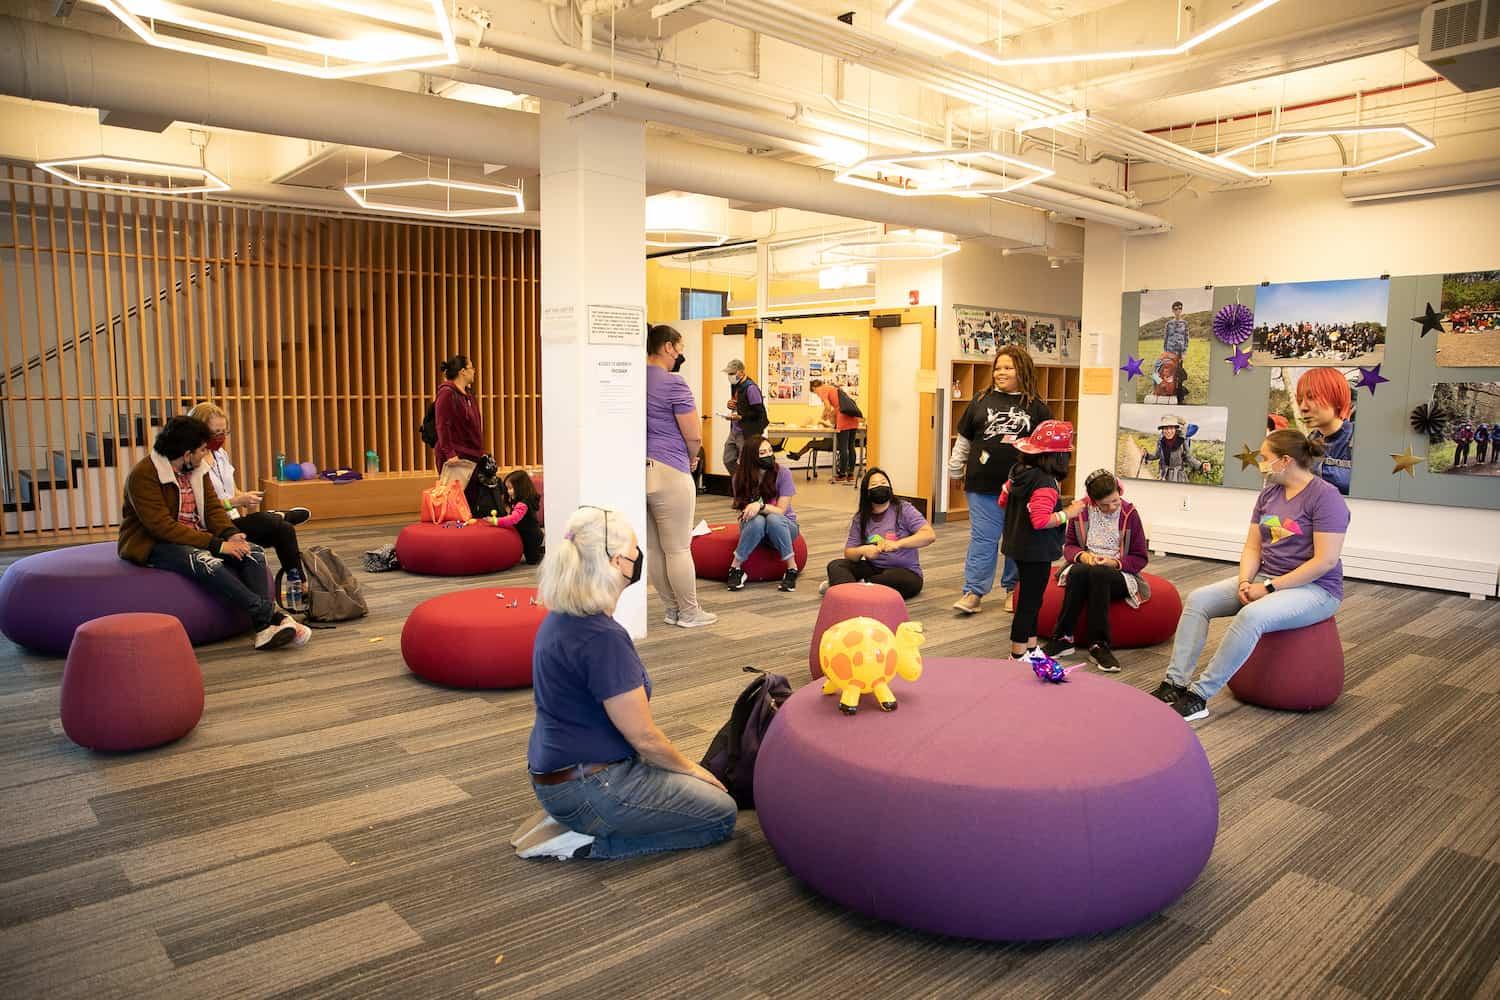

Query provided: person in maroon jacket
[434,354,486,469]
[1042,469,1151,672]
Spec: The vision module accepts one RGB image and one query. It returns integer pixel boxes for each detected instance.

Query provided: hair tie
[564,530,575,541]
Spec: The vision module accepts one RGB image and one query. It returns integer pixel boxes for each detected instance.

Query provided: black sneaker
[726,567,747,592]
[1150,681,1187,704]
[1173,691,1209,722]
[282,506,312,527]
[778,567,800,592]
[1041,637,1075,659]
[1089,642,1122,673]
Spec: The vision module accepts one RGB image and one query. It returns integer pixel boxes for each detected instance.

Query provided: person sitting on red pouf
[1041,469,1150,673]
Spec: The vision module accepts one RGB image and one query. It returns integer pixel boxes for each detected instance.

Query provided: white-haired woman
[515,506,737,861]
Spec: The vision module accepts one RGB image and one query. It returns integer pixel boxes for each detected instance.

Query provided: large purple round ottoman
[1228,617,1343,711]
[0,542,262,656]
[755,658,1219,941]
[395,522,523,576]
[402,586,545,688]
[809,582,909,681]
[61,613,204,751]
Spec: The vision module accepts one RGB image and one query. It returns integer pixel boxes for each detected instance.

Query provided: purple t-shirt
[772,464,797,523]
[1251,477,1350,599]
[528,612,651,773]
[845,502,930,576]
[646,365,698,474]
[731,380,764,435]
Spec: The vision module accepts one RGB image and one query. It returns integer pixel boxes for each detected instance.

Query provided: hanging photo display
[955,304,1080,363]
[765,331,859,401]
[1435,270,1500,368]
[1427,382,1500,477]
[1116,403,1227,486]
[1268,366,1360,495]
[1059,318,1082,364]
[1135,287,1214,405]
[1250,278,1389,365]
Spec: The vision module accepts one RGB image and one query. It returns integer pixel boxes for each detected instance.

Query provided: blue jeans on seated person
[533,757,737,859]
[1165,575,1341,700]
[735,512,799,562]
[963,491,1019,596]
[145,541,280,629]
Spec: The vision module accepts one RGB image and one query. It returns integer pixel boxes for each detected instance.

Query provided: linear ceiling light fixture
[835,149,1053,198]
[93,0,459,79]
[343,178,526,218]
[1213,125,1436,177]
[37,154,229,194]
[886,0,1282,68]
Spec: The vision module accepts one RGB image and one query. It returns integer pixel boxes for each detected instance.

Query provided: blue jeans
[735,512,799,562]
[1166,575,1341,700]
[145,541,280,629]
[963,491,1018,596]
[532,757,737,860]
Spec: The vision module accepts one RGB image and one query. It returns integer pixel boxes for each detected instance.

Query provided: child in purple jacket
[1042,469,1151,673]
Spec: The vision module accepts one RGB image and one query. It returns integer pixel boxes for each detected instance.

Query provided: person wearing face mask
[720,359,767,477]
[1293,368,1355,496]
[1153,430,1349,722]
[728,435,801,592]
[117,416,307,650]
[822,468,935,599]
[644,325,715,628]
[514,506,737,861]
[948,345,1053,616]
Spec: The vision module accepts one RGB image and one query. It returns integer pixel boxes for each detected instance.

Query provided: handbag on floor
[701,666,792,809]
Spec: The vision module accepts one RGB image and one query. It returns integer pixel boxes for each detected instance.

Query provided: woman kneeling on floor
[516,506,737,860]
[823,467,936,600]
[1041,469,1150,672]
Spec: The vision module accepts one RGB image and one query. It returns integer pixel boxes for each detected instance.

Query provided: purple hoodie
[1062,490,1151,605]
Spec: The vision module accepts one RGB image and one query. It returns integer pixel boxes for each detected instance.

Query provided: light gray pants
[722,428,744,478]
[646,459,702,616]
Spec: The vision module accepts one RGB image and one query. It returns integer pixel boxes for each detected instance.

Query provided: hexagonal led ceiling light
[835,149,1053,198]
[822,228,960,263]
[37,155,229,194]
[93,0,458,79]
[1212,125,1436,177]
[343,178,526,218]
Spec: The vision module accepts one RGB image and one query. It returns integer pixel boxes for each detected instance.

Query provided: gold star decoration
[1390,446,1424,477]
[1234,443,1260,471]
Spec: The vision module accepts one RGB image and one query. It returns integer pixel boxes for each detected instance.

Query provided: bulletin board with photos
[764,329,861,403]
[954,304,1082,366]
[1115,271,1500,511]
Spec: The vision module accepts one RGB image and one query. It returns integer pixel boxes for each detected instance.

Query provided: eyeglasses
[579,504,623,559]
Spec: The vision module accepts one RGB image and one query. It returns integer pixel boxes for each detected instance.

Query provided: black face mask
[671,352,686,373]
[621,549,644,585]
[868,486,893,505]
[758,454,777,471]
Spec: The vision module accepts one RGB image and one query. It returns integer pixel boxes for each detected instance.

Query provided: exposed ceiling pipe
[1342,158,1500,202]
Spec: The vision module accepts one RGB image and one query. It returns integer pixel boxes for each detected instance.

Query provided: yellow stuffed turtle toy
[818,617,925,715]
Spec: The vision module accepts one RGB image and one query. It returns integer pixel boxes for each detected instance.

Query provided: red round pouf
[809,582,910,681]
[396,522,523,576]
[1228,617,1343,711]
[1031,568,1183,649]
[61,613,203,752]
[692,522,809,582]
[402,587,546,688]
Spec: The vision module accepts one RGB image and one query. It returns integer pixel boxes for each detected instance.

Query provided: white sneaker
[676,609,719,628]
[515,818,595,860]
[663,608,680,626]
[289,618,312,648]
[818,580,830,596]
[254,618,297,650]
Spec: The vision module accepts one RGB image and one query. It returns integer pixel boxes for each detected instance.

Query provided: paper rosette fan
[1212,303,1254,345]
[1410,403,1451,444]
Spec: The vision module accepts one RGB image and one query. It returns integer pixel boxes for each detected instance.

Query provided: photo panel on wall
[1268,365,1359,496]
[1250,278,1389,366]
[1135,287,1214,405]
[1060,318,1081,364]
[1435,270,1500,368]
[1116,403,1227,487]
[1028,318,1059,363]
[1428,382,1500,477]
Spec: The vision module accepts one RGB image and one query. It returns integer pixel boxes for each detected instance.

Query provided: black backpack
[701,666,792,809]
[419,400,437,449]
[837,388,863,419]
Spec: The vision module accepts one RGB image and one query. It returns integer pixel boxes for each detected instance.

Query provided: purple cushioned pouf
[1228,617,1343,711]
[809,582,910,682]
[0,542,261,656]
[754,658,1219,941]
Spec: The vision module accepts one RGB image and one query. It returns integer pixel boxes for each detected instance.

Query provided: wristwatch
[1264,580,1277,593]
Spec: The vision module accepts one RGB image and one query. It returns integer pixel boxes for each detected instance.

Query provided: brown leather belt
[529,761,616,786]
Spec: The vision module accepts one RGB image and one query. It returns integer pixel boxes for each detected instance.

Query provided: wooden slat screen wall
[0,164,540,543]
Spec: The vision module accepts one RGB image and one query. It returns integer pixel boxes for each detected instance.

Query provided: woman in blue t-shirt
[515,507,737,861]
[1152,429,1350,723]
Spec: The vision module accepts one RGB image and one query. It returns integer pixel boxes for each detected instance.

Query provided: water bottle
[275,453,286,480]
[285,567,308,614]
[365,449,380,473]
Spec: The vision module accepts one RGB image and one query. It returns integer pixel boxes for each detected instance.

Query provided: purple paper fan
[1213,303,1254,345]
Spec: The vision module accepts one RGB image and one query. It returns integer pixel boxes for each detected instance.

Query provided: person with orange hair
[1294,367,1355,496]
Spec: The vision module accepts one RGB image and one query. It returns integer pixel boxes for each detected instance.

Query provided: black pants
[835,429,857,479]
[1054,562,1128,646]
[1455,441,1470,465]
[1010,560,1054,645]
[825,558,923,599]
[1479,441,1491,464]
[233,512,302,572]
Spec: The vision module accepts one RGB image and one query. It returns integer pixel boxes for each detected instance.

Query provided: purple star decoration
[1357,363,1390,395]
[1213,303,1254,345]
[1120,355,1144,382]
[1226,345,1253,374]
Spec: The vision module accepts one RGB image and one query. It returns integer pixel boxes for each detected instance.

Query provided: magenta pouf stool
[395,523,523,576]
[808,582,910,681]
[1228,617,1344,711]
[60,613,204,752]
[1032,568,1183,648]
[691,522,809,582]
[755,658,1219,941]
[0,542,264,656]
[402,587,545,688]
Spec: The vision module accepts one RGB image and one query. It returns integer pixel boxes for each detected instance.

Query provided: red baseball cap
[1016,419,1074,454]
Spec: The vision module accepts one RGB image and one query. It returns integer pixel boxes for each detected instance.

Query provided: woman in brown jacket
[119,416,307,650]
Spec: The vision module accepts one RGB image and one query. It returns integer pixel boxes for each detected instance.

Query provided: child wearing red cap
[999,420,1085,661]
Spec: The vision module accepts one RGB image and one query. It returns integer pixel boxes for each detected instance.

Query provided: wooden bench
[259,471,432,520]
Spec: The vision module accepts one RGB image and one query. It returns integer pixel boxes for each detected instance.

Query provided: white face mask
[1257,457,1286,483]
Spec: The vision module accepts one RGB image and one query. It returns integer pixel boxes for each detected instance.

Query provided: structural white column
[1076,222,1126,478]
[540,101,648,637]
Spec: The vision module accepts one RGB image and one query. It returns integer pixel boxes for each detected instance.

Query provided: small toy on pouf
[1029,652,1081,683]
[486,509,499,527]
[819,617,925,715]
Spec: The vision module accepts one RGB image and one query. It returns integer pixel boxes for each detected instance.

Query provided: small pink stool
[61,612,204,751]
[1228,617,1344,711]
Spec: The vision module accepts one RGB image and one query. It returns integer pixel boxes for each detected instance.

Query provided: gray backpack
[301,545,368,622]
